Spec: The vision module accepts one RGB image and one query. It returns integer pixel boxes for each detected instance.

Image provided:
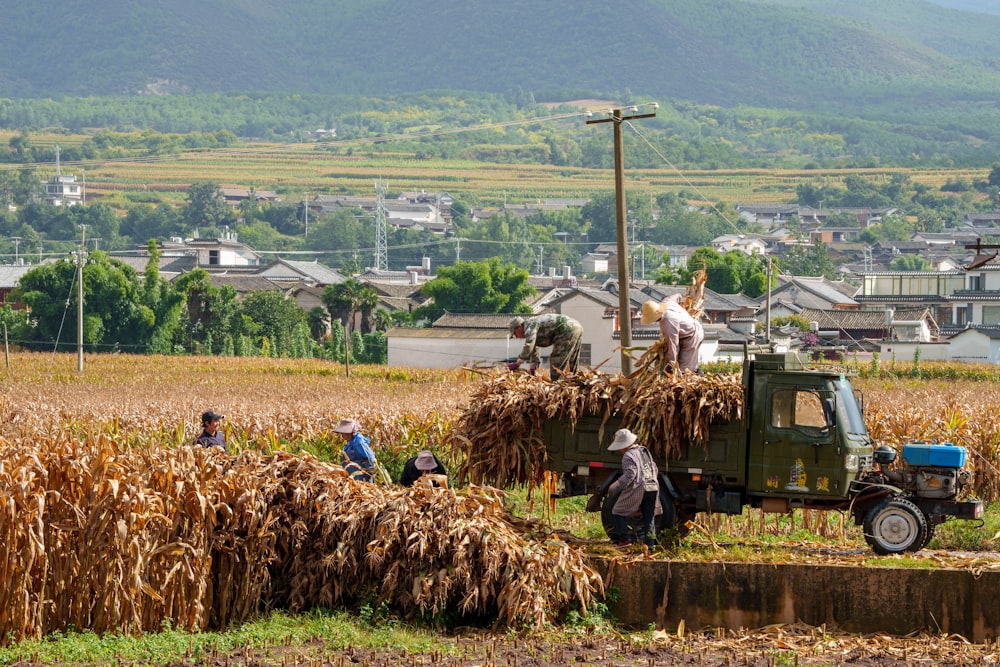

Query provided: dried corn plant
[682,268,707,319]
[0,430,601,645]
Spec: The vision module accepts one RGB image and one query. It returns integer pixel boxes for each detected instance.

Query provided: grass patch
[0,609,456,665]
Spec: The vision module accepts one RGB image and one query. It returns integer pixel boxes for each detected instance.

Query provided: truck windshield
[835,378,867,435]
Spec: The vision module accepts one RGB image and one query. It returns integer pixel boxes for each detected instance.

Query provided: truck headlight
[844,454,859,472]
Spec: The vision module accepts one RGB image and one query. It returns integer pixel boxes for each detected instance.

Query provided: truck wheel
[863,498,928,555]
[600,485,681,543]
[918,522,936,550]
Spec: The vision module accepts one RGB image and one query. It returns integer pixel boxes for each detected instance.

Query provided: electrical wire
[50,257,78,358]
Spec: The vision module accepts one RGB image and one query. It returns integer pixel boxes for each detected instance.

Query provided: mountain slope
[740,0,1000,57]
[1,0,999,114]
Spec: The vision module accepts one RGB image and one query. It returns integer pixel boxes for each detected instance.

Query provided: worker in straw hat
[606,428,662,548]
[507,313,584,380]
[640,295,704,372]
[334,417,378,483]
[399,449,448,487]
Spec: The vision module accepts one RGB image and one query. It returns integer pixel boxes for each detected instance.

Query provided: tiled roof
[0,264,36,288]
[365,281,424,299]
[432,313,513,329]
[207,275,284,292]
[797,308,890,330]
[273,259,344,284]
[949,326,1000,340]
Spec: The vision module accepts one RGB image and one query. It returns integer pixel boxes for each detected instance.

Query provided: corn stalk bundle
[263,468,601,628]
[0,432,274,643]
[682,268,707,319]
[0,434,600,644]
[453,357,743,487]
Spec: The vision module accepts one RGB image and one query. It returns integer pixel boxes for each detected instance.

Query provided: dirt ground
[12,627,995,667]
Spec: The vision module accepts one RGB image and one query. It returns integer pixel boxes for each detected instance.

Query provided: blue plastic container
[902,442,966,468]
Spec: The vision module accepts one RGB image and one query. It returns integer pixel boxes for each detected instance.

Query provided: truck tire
[600,484,678,544]
[862,497,928,555]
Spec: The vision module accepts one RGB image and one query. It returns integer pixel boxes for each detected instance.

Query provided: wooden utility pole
[77,225,86,372]
[587,105,657,375]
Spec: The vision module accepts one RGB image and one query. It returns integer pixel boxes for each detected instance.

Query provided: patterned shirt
[517,314,581,365]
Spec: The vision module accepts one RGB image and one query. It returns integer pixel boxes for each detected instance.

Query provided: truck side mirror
[823,397,837,427]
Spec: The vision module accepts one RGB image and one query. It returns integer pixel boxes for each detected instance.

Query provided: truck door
[752,384,841,498]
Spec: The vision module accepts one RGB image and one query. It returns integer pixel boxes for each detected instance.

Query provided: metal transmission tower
[374,179,388,271]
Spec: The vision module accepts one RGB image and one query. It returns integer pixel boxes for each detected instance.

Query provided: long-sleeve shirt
[659,299,704,371]
[609,446,662,517]
[399,454,448,487]
[517,314,582,366]
[343,432,376,468]
[196,429,227,453]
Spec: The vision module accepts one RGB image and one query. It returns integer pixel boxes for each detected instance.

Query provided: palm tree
[307,306,328,342]
[371,307,392,332]
[322,278,378,376]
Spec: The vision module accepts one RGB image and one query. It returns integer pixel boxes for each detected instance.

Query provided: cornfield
[2,351,1000,645]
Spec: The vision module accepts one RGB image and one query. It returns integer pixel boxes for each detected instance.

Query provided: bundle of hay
[0,434,601,645]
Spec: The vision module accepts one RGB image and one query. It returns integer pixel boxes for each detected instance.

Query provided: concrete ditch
[592,559,1000,641]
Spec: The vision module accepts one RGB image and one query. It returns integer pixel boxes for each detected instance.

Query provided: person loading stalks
[640,295,704,372]
[507,313,584,380]
[606,428,661,548]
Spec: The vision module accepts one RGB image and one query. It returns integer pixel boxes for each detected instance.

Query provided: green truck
[542,351,983,554]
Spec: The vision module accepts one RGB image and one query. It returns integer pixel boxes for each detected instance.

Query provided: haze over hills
[925,0,1000,14]
[3,0,1000,116]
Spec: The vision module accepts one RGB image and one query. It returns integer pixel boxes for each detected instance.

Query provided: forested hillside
[3,0,1000,114]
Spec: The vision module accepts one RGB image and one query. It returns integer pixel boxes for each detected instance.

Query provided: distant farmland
[0,131,989,207]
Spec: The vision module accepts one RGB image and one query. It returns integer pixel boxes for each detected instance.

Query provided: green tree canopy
[889,254,931,271]
[15,251,154,351]
[418,257,536,321]
[183,182,236,230]
[237,290,308,355]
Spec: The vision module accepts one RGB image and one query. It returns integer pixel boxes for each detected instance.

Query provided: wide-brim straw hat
[414,450,438,471]
[608,428,638,451]
[333,418,359,434]
[639,300,666,326]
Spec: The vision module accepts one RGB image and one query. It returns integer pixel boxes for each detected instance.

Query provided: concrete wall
[387,334,518,368]
[595,560,1000,641]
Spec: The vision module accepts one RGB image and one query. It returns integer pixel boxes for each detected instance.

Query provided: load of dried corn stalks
[454,344,743,488]
[0,434,601,645]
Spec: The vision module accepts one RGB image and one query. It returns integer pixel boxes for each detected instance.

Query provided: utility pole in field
[77,225,86,372]
[587,104,658,375]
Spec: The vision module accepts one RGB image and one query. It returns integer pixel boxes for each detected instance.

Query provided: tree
[779,240,838,279]
[323,278,379,376]
[183,182,235,230]
[173,269,239,354]
[15,251,155,352]
[307,306,329,342]
[889,255,931,271]
[988,164,1000,188]
[142,240,186,354]
[418,257,535,321]
[238,291,308,355]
